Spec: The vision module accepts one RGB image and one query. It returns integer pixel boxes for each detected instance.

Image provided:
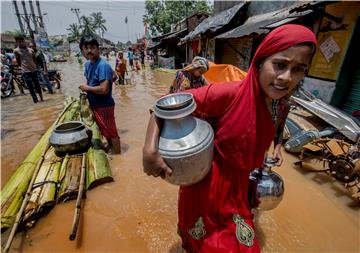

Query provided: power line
[41,2,145,12]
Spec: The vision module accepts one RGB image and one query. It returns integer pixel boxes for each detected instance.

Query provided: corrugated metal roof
[146,40,162,50]
[163,29,187,40]
[180,2,247,43]
[216,2,314,39]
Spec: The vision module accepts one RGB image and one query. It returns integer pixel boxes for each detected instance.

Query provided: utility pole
[71,8,82,27]
[125,16,129,42]
[21,0,35,43]
[29,0,38,33]
[12,0,25,34]
[35,0,45,29]
[185,2,189,63]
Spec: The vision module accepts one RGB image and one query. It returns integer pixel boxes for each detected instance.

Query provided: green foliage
[66,12,107,39]
[67,23,81,40]
[144,0,213,35]
[91,12,107,37]
[3,30,23,36]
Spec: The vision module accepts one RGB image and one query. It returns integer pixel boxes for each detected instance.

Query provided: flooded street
[1,56,359,252]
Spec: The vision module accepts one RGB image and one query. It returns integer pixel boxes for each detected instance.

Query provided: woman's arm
[143,113,172,178]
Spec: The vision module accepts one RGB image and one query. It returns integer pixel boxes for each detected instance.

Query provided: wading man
[14,35,43,103]
[79,36,121,154]
[30,43,54,94]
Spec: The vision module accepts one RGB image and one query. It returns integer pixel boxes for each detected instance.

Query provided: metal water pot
[49,121,92,156]
[154,93,214,186]
[248,157,284,211]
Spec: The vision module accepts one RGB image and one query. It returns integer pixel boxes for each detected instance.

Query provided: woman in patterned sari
[169,56,209,93]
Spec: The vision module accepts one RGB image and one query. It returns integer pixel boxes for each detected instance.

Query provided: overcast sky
[1,0,146,43]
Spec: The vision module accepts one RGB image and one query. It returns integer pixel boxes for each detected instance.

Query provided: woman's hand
[142,114,172,178]
[143,148,172,178]
[272,144,283,166]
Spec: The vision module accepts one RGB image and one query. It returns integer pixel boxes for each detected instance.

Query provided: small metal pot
[248,157,284,211]
[49,121,92,156]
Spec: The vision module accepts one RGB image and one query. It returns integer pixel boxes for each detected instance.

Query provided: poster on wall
[303,77,336,103]
[319,36,340,63]
[34,33,50,49]
[308,1,359,80]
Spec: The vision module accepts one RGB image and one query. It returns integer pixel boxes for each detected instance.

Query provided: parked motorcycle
[47,69,62,89]
[38,69,62,91]
[1,65,15,98]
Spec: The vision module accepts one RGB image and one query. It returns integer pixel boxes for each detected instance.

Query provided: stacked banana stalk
[1,96,113,251]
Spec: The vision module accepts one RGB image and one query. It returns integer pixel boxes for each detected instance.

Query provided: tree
[91,12,107,38]
[144,0,213,35]
[67,23,81,39]
[80,15,96,36]
[67,12,107,39]
[3,30,23,36]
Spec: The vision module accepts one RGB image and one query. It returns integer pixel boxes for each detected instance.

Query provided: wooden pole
[69,153,86,241]
[3,143,50,253]
[2,101,75,253]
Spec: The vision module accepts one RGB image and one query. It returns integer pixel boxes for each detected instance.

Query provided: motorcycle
[38,69,62,91]
[1,65,15,98]
[48,69,62,89]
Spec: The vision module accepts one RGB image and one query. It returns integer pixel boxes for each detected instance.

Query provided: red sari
[177,24,317,252]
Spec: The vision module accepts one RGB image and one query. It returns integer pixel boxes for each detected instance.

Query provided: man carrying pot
[78,35,121,154]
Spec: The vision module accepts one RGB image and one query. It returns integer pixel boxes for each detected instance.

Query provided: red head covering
[190,25,317,169]
[243,24,317,167]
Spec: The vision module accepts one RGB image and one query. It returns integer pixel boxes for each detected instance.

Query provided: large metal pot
[49,121,92,156]
[248,157,284,211]
[154,93,214,186]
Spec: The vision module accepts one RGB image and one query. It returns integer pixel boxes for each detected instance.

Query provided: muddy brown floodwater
[1,56,359,253]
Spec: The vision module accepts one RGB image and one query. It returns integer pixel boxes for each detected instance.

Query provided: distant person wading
[14,35,43,103]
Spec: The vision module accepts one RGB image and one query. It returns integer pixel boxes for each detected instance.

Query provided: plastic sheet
[204,61,247,83]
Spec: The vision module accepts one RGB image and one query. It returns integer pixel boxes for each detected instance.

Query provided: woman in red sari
[143,24,317,252]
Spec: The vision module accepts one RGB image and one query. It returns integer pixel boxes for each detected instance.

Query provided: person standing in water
[78,36,121,154]
[169,56,209,93]
[143,24,317,252]
[30,43,54,94]
[14,35,43,103]
[140,49,145,69]
[115,51,127,85]
[127,47,134,71]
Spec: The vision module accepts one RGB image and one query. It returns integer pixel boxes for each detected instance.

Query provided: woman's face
[258,45,313,100]
[192,67,205,78]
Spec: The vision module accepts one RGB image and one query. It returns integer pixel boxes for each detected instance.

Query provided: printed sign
[34,33,50,49]
[319,36,340,63]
